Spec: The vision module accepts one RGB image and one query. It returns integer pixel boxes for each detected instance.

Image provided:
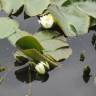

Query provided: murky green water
[0,11,96,96]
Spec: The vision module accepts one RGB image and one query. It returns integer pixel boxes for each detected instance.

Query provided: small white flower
[40,61,50,70]
[35,62,46,75]
[38,14,54,29]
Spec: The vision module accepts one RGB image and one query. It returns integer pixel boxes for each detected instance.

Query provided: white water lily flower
[35,62,46,75]
[38,14,54,29]
[40,61,50,69]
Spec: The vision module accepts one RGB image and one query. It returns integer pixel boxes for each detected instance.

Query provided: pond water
[0,11,96,96]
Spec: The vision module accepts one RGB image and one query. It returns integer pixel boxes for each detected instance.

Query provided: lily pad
[0,0,24,14]
[8,29,31,46]
[51,0,67,6]
[16,36,43,53]
[33,30,60,41]
[77,1,96,19]
[0,17,19,39]
[41,39,69,51]
[22,49,58,68]
[48,4,90,36]
[44,48,72,61]
[24,0,50,16]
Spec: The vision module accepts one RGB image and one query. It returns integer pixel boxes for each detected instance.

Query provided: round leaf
[0,17,19,39]
[25,0,50,16]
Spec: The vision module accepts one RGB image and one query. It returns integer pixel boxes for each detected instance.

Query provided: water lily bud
[38,14,54,29]
[40,61,50,70]
[35,62,45,75]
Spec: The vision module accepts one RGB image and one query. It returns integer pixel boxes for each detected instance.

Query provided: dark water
[0,11,96,96]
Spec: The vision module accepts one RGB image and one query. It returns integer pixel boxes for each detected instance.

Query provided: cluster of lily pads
[0,0,96,75]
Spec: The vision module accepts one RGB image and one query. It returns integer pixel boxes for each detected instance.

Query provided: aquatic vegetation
[0,66,6,72]
[80,52,85,62]
[38,14,54,29]
[0,0,96,80]
[83,64,91,83]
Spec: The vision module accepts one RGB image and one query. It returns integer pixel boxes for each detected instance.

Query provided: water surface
[0,11,96,96]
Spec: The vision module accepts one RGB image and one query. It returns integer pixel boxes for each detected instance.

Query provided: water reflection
[91,33,96,49]
[83,65,91,83]
[15,66,49,83]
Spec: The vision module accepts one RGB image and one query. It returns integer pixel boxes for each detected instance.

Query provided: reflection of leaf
[15,66,49,83]
[83,65,91,83]
[0,17,19,39]
[91,34,96,46]
[0,66,6,72]
[80,52,85,62]
[83,74,90,83]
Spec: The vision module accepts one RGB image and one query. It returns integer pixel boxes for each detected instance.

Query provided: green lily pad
[48,4,90,36]
[22,49,58,68]
[1,0,24,14]
[24,0,50,16]
[77,1,96,19]
[0,17,19,39]
[41,39,69,51]
[16,36,43,53]
[8,29,31,46]
[51,0,67,6]
[33,30,60,41]
[44,48,72,61]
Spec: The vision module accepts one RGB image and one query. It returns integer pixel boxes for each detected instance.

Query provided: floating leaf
[48,5,90,36]
[33,30,60,41]
[16,36,43,53]
[24,0,50,16]
[22,49,58,68]
[44,48,72,61]
[41,39,69,51]
[51,0,67,6]
[77,1,96,19]
[1,0,24,14]
[0,17,19,39]
[33,30,71,61]
[8,29,31,46]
